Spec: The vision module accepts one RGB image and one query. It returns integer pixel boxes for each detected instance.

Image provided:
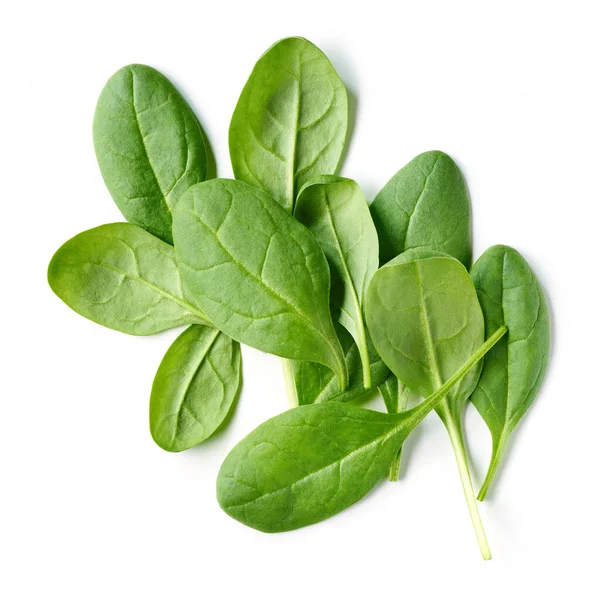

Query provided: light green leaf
[229,37,348,212]
[48,223,210,334]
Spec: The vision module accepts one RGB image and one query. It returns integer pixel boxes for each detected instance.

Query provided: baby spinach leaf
[229,37,348,213]
[295,176,379,387]
[150,325,242,452]
[217,329,504,533]
[370,151,471,266]
[294,324,390,405]
[379,375,412,481]
[93,64,209,244]
[48,223,211,334]
[366,249,505,559]
[470,245,550,500]
[173,178,348,389]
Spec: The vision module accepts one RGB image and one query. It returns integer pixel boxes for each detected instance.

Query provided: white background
[2,1,598,595]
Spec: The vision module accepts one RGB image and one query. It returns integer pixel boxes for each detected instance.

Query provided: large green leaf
[173,179,348,389]
[94,64,208,244]
[229,37,348,212]
[470,245,550,499]
[48,223,210,334]
[150,326,241,452]
[217,330,504,533]
[370,151,471,266]
[295,176,378,387]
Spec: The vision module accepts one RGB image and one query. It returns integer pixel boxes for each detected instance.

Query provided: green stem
[356,320,372,390]
[388,447,403,481]
[281,358,298,408]
[478,431,508,501]
[387,381,411,482]
[445,416,492,560]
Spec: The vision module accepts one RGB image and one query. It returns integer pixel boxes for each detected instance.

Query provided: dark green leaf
[94,64,208,244]
[370,151,471,266]
[470,245,550,499]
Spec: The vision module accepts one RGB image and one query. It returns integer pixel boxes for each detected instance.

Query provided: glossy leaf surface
[173,179,347,388]
[94,64,208,244]
[229,37,348,212]
[48,223,210,334]
[470,245,550,499]
[150,325,241,452]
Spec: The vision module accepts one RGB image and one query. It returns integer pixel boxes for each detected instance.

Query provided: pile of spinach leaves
[48,38,550,559]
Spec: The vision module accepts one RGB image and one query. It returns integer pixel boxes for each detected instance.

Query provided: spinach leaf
[379,375,412,481]
[217,329,504,533]
[295,176,378,387]
[150,325,242,452]
[370,151,471,266]
[48,223,211,334]
[93,64,208,244]
[173,178,348,389]
[366,249,505,559]
[294,324,390,405]
[229,37,348,213]
[470,245,550,500]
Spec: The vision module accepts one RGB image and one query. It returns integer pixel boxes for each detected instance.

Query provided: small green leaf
[470,245,550,500]
[48,223,210,334]
[150,325,241,452]
[295,176,379,387]
[94,64,208,244]
[370,151,471,266]
[173,179,348,389]
[229,37,348,212]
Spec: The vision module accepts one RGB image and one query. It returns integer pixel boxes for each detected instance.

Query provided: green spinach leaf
[295,176,378,387]
[229,37,348,213]
[370,151,471,266]
[173,178,348,389]
[366,249,505,559]
[93,64,208,244]
[217,329,504,533]
[470,245,550,499]
[48,223,211,334]
[150,325,242,452]
[294,324,390,405]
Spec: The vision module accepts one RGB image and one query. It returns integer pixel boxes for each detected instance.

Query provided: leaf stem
[281,358,299,408]
[477,431,508,501]
[356,324,372,389]
[445,416,492,560]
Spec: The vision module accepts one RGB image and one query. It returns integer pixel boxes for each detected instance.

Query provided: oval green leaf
[93,64,209,244]
[217,330,504,533]
[173,179,348,389]
[295,176,379,387]
[370,151,471,266]
[150,325,241,452]
[470,245,550,499]
[229,37,348,212]
[48,223,210,334]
